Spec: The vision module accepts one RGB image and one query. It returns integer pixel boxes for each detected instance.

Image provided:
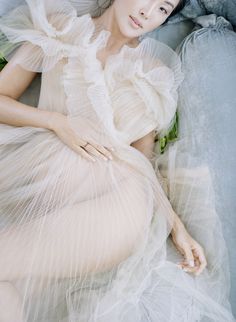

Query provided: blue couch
[150,9,236,317]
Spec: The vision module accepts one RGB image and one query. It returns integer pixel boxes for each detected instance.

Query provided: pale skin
[0,4,207,316]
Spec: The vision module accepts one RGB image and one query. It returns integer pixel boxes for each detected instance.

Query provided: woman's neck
[92,7,139,52]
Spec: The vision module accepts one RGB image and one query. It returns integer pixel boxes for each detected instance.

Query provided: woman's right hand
[49,112,114,162]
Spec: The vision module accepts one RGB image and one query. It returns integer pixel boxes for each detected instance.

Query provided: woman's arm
[0,48,114,161]
[130,130,156,160]
[131,131,207,275]
[0,49,56,130]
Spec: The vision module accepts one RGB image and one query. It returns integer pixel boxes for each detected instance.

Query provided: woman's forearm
[131,133,185,231]
[131,131,155,160]
[171,211,185,233]
[0,94,56,130]
[132,131,187,233]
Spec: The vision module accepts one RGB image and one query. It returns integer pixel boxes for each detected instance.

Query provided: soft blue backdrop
[149,12,236,317]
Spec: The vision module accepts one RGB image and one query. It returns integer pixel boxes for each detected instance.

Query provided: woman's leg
[0,282,24,322]
[0,283,24,322]
[0,176,148,320]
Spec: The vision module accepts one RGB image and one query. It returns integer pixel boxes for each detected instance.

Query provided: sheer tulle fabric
[0,0,235,321]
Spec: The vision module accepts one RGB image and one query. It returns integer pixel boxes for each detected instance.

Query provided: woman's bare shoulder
[0,47,37,100]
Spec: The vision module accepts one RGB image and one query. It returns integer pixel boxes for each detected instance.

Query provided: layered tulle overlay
[0,0,235,321]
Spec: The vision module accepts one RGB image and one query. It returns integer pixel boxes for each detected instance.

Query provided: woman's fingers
[87,143,114,160]
[52,114,115,161]
[85,144,112,161]
[71,143,96,162]
[183,243,195,267]
[192,246,208,275]
[72,138,115,162]
[76,140,114,161]
[179,243,207,276]
[179,243,197,273]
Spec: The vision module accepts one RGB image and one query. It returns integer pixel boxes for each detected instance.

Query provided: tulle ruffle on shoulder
[0,0,95,72]
[103,37,184,136]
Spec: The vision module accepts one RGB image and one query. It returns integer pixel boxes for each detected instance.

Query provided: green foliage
[0,53,7,71]
[157,110,179,154]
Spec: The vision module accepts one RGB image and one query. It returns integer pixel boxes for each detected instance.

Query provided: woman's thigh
[0,175,150,281]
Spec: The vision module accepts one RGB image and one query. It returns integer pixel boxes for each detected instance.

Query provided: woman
[0,0,234,321]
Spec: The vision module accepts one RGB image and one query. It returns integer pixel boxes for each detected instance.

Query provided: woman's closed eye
[159,7,168,14]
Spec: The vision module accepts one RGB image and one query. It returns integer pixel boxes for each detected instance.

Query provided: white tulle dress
[0,1,235,321]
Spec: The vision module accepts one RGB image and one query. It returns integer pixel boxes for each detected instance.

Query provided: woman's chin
[118,26,142,40]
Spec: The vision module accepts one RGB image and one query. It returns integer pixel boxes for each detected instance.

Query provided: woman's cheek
[148,17,168,31]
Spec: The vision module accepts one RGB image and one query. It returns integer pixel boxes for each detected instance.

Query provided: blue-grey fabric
[169,15,236,316]
[146,19,195,50]
[167,0,236,30]
[202,0,236,27]
[150,12,236,317]
[0,0,22,16]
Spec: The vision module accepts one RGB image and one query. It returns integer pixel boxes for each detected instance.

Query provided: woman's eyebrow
[164,1,175,9]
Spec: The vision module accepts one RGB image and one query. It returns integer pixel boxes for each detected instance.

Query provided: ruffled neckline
[74,13,183,90]
[72,12,184,101]
[77,12,149,72]
[86,13,143,47]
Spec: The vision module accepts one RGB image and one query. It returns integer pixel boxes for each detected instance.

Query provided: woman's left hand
[170,218,208,276]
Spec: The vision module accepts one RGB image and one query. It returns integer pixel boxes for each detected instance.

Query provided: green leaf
[158,110,179,154]
[0,54,8,71]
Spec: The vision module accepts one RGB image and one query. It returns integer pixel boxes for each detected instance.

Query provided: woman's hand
[49,112,114,162]
[170,217,208,276]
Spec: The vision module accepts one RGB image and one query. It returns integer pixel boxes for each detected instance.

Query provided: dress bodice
[0,4,184,144]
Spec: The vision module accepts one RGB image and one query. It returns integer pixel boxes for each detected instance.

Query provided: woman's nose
[139,3,157,19]
[139,10,148,19]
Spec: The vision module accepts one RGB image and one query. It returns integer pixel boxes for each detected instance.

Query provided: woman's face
[112,0,180,38]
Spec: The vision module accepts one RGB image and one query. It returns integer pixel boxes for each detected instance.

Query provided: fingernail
[109,155,113,160]
[188,260,195,267]
[110,147,115,151]
[103,157,108,161]
[183,267,188,272]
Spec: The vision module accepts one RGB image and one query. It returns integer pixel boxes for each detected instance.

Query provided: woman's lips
[129,15,143,28]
